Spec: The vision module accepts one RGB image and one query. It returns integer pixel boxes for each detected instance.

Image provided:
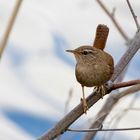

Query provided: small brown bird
[66,24,114,113]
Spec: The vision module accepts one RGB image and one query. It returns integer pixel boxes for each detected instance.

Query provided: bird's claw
[94,85,107,98]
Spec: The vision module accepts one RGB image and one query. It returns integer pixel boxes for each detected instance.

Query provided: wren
[66,24,114,113]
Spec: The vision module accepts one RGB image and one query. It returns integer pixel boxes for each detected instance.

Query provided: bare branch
[123,107,140,111]
[96,0,129,41]
[68,127,140,132]
[38,91,103,140]
[111,79,140,90]
[0,0,22,57]
[106,93,139,140]
[126,0,140,31]
[83,84,140,140]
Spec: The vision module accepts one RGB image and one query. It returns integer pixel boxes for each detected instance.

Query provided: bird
[66,24,114,113]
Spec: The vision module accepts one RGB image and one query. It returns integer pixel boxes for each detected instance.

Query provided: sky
[0,0,140,140]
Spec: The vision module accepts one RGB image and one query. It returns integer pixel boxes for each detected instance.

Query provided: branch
[123,107,140,111]
[126,0,140,31]
[68,127,140,132]
[38,91,103,140]
[96,0,129,41]
[83,84,140,140]
[106,93,139,140]
[111,79,140,90]
[0,0,22,58]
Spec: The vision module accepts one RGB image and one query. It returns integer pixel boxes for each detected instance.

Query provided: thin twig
[123,107,140,111]
[67,127,140,132]
[96,0,129,41]
[0,0,22,57]
[111,79,140,90]
[126,0,140,31]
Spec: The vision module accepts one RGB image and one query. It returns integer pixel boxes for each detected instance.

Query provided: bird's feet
[81,98,88,114]
[94,85,107,98]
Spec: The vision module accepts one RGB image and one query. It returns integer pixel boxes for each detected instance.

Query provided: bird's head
[66,46,98,64]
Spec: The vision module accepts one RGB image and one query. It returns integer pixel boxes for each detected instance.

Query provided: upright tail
[93,24,109,50]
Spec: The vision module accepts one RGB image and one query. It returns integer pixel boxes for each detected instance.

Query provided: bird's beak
[66,49,75,53]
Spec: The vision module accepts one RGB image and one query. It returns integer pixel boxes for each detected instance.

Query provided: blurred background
[0,0,140,139]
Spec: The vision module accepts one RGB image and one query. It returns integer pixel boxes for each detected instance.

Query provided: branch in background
[106,93,139,140]
[83,84,140,140]
[126,0,140,31]
[0,0,22,58]
[123,107,140,111]
[68,127,140,132]
[96,0,129,41]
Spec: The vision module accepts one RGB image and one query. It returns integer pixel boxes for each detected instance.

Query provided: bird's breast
[75,63,113,87]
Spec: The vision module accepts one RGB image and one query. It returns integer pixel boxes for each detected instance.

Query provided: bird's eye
[82,51,88,55]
